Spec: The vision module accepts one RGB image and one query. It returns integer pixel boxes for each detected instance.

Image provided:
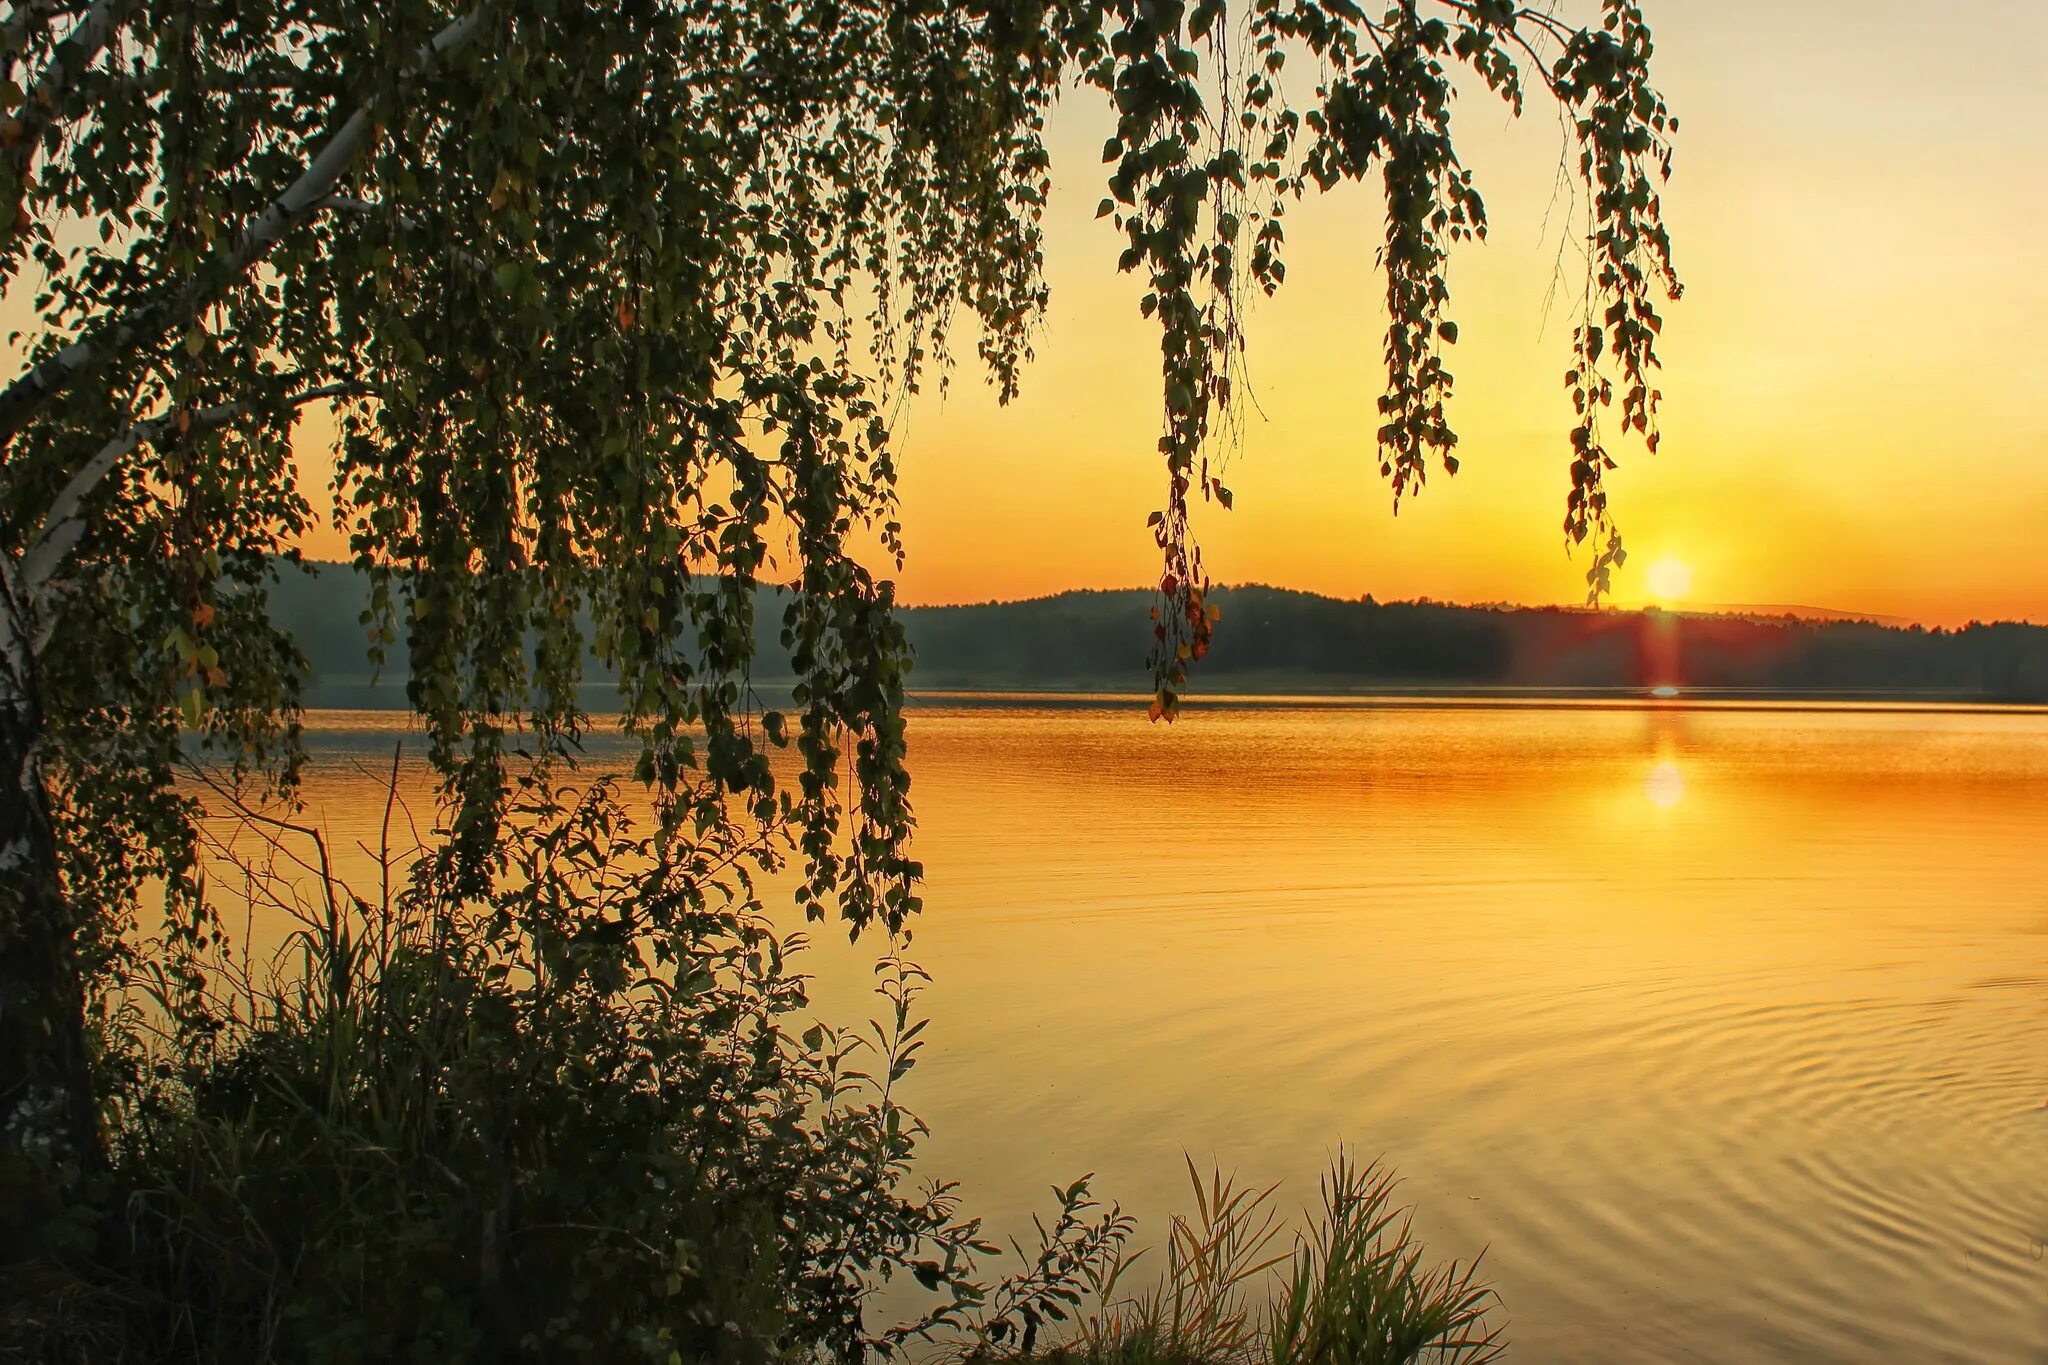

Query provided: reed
[953,1156,1503,1365]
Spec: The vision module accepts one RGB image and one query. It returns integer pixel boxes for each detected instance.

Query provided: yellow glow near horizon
[1646,558,1694,605]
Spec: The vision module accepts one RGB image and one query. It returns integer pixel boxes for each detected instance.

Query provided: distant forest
[272,564,2048,706]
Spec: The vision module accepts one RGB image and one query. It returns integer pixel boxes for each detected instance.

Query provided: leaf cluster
[1072,0,1679,718]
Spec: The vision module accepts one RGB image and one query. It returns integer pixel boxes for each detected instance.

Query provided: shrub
[9,774,978,1364]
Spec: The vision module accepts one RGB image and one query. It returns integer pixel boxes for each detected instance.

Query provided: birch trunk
[0,561,100,1252]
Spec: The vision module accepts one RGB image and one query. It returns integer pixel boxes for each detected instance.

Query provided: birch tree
[0,0,1675,1240]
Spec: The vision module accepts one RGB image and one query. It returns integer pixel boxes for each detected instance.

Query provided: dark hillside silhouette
[274,567,2048,706]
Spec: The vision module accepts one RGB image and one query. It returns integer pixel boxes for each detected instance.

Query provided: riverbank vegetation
[5,778,1498,1364]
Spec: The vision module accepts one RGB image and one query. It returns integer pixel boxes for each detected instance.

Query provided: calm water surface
[267,700,2048,1363]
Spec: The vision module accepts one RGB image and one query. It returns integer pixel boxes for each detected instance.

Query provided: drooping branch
[0,0,133,234]
[19,380,366,610]
[0,6,487,449]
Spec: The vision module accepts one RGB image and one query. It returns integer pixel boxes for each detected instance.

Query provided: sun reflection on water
[1645,759,1685,809]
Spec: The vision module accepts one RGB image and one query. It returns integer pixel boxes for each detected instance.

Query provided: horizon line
[282,559,2039,630]
[894,583,2041,630]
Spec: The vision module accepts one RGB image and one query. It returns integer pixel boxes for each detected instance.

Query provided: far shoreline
[289,683,2048,728]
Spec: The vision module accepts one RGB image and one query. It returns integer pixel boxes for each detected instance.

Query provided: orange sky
[863,1,2048,625]
[96,2,2045,626]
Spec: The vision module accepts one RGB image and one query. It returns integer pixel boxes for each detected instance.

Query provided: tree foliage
[0,0,1677,1266]
[1088,0,1678,715]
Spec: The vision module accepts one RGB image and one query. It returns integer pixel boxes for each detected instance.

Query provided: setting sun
[1646,557,1694,604]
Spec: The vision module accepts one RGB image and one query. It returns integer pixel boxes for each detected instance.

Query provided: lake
[246,699,2048,1363]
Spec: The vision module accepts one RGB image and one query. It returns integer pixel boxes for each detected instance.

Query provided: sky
[870,0,2048,624]
[41,2,2035,625]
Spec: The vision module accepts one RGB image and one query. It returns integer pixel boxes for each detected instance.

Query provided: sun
[1645,557,1693,604]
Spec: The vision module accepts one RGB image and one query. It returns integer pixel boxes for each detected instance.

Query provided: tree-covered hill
[273,565,2048,706]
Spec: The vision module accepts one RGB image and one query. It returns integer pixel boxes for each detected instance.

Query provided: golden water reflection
[241,701,2048,1363]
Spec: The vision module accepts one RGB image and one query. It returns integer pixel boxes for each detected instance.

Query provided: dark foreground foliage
[7,779,970,1363]
[2,777,1499,1365]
